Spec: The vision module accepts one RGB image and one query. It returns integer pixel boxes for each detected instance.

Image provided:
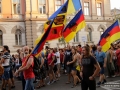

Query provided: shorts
[99,62,104,74]
[53,65,57,73]
[100,67,104,74]
[66,66,72,74]
[57,63,60,70]
[71,67,77,71]
[48,65,54,73]
[2,67,10,80]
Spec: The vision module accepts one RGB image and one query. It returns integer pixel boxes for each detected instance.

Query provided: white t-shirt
[55,52,60,64]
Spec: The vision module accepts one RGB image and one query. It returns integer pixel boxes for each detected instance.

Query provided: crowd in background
[0,42,120,90]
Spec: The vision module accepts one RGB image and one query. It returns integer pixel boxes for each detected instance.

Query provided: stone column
[25,21,33,47]
[31,21,38,45]
[103,0,111,17]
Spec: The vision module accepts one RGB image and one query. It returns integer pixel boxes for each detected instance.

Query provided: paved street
[1,74,120,90]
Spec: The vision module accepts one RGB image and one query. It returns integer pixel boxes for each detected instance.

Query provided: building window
[84,2,89,15]
[97,3,102,16]
[0,2,1,13]
[13,0,20,14]
[0,30,3,46]
[74,32,79,42]
[100,28,104,36]
[15,29,22,45]
[55,0,62,11]
[39,0,46,14]
[87,28,92,41]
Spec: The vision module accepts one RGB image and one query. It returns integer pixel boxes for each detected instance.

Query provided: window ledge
[86,41,94,45]
[13,45,25,47]
[86,41,94,43]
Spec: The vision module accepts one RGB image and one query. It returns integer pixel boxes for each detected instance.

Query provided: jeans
[24,78,35,90]
[2,67,10,80]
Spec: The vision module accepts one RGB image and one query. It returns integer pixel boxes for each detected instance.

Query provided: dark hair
[78,44,81,47]
[82,46,91,56]
[29,48,32,54]
[8,50,10,53]
[45,46,49,50]
[3,45,9,51]
[86,44,89,48]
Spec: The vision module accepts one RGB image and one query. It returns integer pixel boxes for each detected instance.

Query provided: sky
[110,0,120,9]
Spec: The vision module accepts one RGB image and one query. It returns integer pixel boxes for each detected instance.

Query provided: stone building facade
[0,0,113,53]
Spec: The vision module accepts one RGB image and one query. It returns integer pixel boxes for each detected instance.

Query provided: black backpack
[54,55,57,63]
[33,56,41,76]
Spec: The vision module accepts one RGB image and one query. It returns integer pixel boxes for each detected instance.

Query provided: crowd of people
[0,42,120,90]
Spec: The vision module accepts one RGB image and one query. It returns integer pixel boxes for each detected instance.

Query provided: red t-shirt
[60,53,64,63]
[47,53,54,65]
[22,56,35,80]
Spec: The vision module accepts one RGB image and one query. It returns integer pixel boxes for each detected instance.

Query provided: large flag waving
[63,9,86,42]
[44,0,82,41]
[99,20,120,52]
[44,1,68,41]
[32,21,53,55]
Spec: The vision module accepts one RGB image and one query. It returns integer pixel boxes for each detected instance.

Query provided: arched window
[87,28,92,41]
[100,28,104,36]
[15,29,22,45]
[0,30,3,46]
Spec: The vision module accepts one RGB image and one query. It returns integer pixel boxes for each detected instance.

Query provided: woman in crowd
[106,46,115,77]
[47,48,56,85]
[67,48,81,88]
[36,53,46,89]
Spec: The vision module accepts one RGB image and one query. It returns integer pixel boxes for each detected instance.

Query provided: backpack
[54,55,57,63]
[32,56,41,76]
[0,65,4,76]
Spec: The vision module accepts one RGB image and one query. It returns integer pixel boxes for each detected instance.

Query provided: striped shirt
[2,52,11,66]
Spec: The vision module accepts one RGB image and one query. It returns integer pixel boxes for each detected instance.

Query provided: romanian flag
[63,9,86,42]
[99,20,120,52]
[32,21,53,55]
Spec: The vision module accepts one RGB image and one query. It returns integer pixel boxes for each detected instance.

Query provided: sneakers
[101,79,107,84]
[47,81,51,85]
[112,75,116,78]
[51,80,56,84]
[106,76,110,78]
[97,82,101,87]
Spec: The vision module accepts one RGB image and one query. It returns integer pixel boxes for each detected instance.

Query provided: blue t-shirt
[95,51,106,63]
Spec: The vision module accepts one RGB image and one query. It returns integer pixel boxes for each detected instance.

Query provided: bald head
[23,46,29,55]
